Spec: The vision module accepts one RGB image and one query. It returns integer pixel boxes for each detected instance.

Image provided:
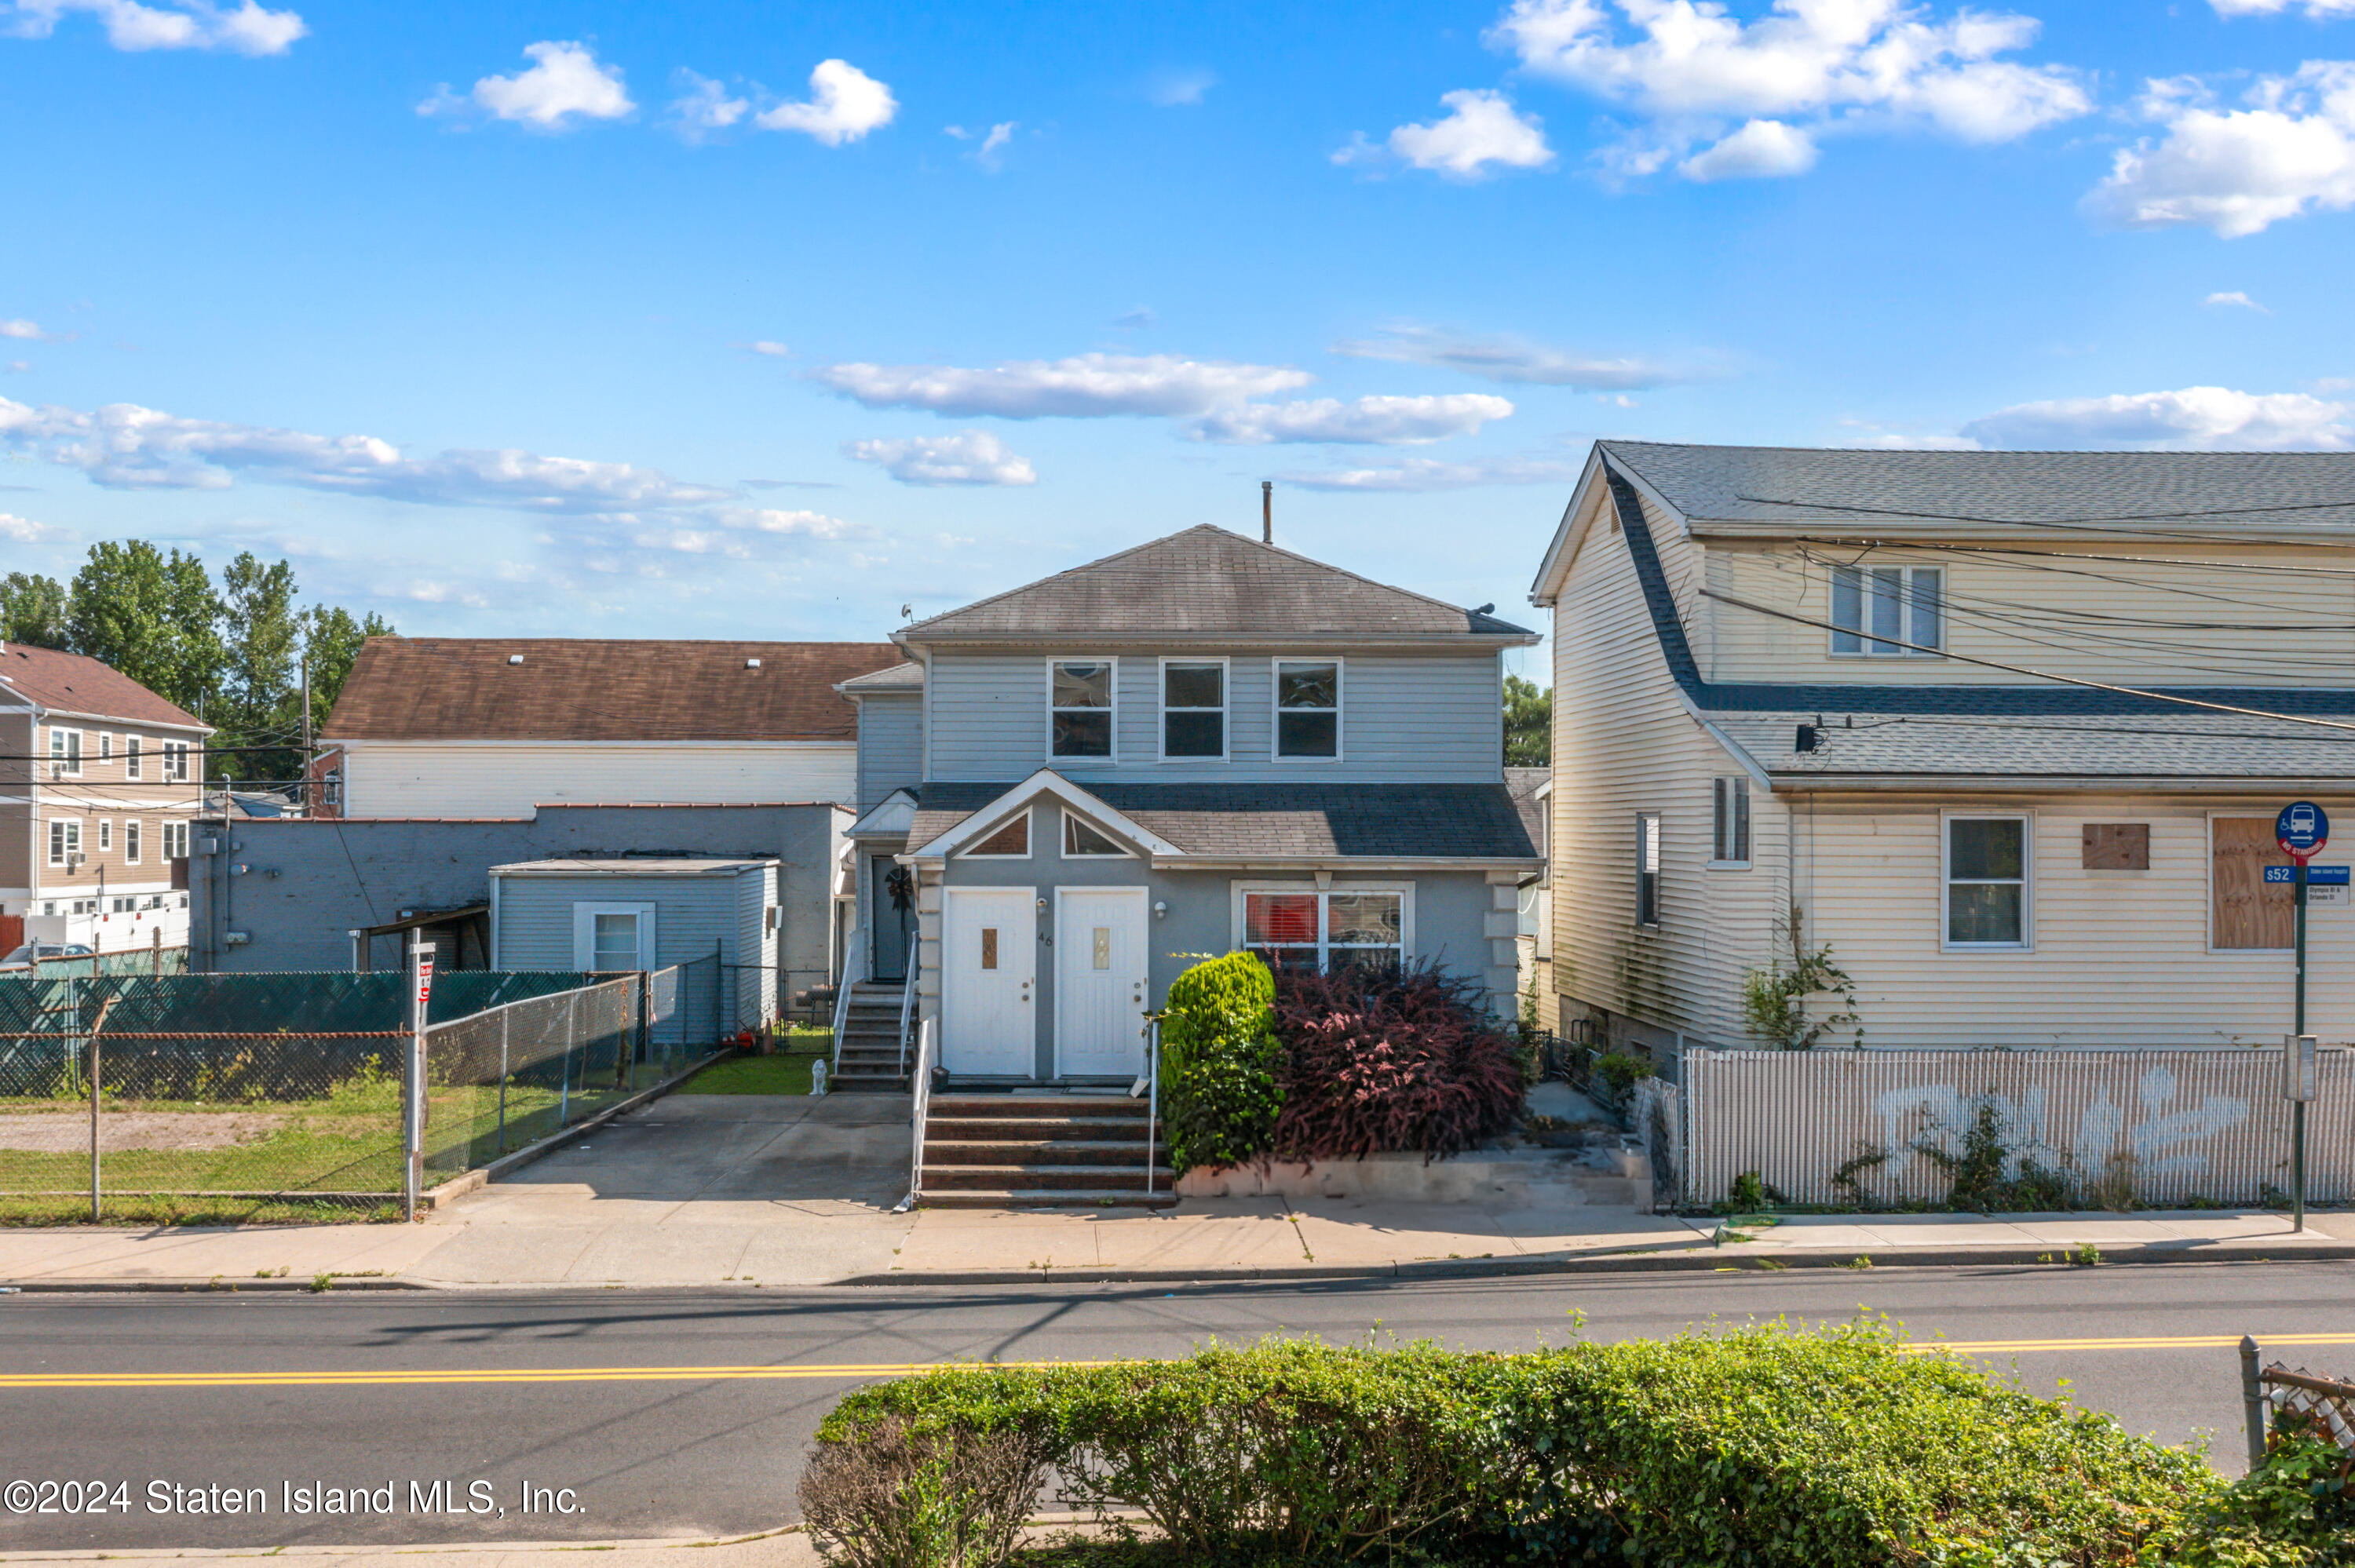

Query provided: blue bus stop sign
[2279,800,2330,862]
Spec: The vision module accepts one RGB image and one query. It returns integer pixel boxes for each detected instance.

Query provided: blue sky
[5,0,2354,662]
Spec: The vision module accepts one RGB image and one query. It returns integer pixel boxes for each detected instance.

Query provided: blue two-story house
[834,523,1542,1086]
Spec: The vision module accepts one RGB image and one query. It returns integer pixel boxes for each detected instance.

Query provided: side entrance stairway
[920,1094,1174,1208]
[831,981,913,1090]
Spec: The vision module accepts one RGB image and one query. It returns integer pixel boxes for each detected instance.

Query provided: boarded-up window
[2213,818,2293,950]
[2082,824,2150,870]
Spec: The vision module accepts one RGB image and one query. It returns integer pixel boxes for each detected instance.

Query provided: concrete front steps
[831,982,914,1091]
[919,1093,1174,1209]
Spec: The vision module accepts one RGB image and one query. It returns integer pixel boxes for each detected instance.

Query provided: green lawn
[681,1041,829,1095]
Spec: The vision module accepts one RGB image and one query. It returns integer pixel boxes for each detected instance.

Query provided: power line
[1733,491,2355,539]
[1797,537,2355,581]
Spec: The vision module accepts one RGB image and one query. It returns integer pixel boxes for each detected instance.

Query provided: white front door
[941,888,1035,1076]
[1054,888,1148,1078]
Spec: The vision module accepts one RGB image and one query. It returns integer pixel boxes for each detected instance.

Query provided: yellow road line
[8,1336,2354,1391]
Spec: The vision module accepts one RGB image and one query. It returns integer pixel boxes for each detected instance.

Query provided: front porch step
[924,1162,1172,1192]
[929,1096,1148,1118]
[925,1139,1156,1167]
[918,1188,1178,1210]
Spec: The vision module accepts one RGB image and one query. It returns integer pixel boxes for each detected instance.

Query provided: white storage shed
[488,858,780,1040]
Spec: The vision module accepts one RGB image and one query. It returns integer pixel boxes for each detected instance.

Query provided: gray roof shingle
[906,781,1539,861]
[1712,709,2355,782]
[897,524,1536,644]
[1601,441,2355,537]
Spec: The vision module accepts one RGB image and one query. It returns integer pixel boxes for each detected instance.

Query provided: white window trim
[1941,809,2034,953]
[96,819,111,853]
[1271,657,1345,764]
[99,733,112,763]
[162,820,190,861]
[1709,776,1753,870]
[1828,563,1944,659]
[1229,880,1415,968]
[961,806,1035,861]
[47,818,81,866]
[1061,808,1132,859]
[571,903,658,973]
[124,819,141,866]
[49,727,82,777]
[1046,655,1119,766]
[1158,655,1229,764]
[162,740,191,782]
[124,736,142,780]
[1635,811,1662,927]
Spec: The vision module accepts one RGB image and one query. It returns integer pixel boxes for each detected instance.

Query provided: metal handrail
[1144,1016,1162,1198]
[894,1016,937,1214]
[829,941,861,1076]
[895,932,918,1078]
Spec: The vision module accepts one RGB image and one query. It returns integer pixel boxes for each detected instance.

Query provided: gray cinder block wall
[189,804,846,983]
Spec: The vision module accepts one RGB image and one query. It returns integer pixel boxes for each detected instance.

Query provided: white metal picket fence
[1670,1047,2355,1209]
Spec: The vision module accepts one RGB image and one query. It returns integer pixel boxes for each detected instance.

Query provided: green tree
[1503,674,1551,767]
[301,604,392,732]
[217,552,305,782]
[67,542,221,711]
[0,572,69,648]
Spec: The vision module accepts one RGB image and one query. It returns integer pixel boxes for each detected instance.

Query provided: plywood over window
[2082,823,2149,870]
[2213,817,2293,950]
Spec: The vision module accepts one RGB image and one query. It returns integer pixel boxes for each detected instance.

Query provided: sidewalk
[0,1530,825,1567]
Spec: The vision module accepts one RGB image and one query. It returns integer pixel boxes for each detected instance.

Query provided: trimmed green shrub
[806,1326,2263,1567]
[1156,953,1280,1176]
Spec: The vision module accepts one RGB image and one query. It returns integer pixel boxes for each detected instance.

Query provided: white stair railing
[1144,1017,1163,1198]
[893,1016,937,1214]
[895,932,918,1078]
[829,941,862,1077]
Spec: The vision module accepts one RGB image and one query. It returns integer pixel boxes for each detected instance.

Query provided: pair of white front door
[940,887,1147,1078]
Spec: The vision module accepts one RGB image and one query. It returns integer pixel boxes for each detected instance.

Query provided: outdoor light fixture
[1153,901,1167,919]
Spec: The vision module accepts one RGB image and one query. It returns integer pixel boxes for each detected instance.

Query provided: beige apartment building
[0,643,211,957]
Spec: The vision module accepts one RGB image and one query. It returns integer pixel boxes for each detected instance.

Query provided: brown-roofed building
[318,638,904,819]
[0,642,212,958]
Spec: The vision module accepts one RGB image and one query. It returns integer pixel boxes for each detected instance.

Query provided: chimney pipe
[1261,480,1272,544]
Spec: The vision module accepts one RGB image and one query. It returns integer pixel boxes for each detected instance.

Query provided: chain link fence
[0,964,730,1225]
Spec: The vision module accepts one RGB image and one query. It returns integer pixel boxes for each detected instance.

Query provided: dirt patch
[0,1111,287,1153]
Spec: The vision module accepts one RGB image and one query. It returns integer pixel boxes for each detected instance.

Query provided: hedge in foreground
[801,1324,2346,1567]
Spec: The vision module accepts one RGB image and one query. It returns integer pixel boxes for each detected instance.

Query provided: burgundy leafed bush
[1269,962,1524,1163]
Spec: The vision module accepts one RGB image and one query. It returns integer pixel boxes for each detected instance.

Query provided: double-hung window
[124,819,141,865]
[1831,565,1942,656]
[99,734,112,763]
[1242,887,1405,974]
[162,741,191,781]
[125,737,142,779]
[48,819,80,866]
[1162,660,1225,760]
[1051,660,1115,760]
[1635,813,1663,926]
[1274,660,1339,760]
[1712,778,1751,865]
[162,821,190,861]
[97,820,111,852]
[49,727,81,775]
[1946,815,2029,947]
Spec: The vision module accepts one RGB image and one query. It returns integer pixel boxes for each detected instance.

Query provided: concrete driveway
[407,1093,918,1286]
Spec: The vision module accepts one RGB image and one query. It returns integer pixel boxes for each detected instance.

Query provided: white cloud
[845,431,1038,486]
[5,0,302,53]
[2211,0,2355,16]
[2205,290,2272,312]
[0,512,68,542]
[754,59,896,144]
[1144,67,1216,107]
[666,70,748,140]
[0,396,874,555]
[1276,454,1587,490]
[1489,0,2087,176]
[1342,89,1554,177]
[1333,323,1696,388]
[813,353,1313,418]
[977,120,1015,168]
[2087,64,2355,237]
[3,361,26,374]
[1679,117,1818,179]
[1190,393,1515,445]
[427,41,634,130]
[748,340,792,357]
[0,320,45,340]
[1959,385,2353,450]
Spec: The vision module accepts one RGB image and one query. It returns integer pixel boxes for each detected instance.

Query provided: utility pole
[300,652,312,815]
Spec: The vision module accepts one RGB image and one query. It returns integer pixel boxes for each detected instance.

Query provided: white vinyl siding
[495,865,777,1034]
[336,742,856,818]
[925,649,1503,783]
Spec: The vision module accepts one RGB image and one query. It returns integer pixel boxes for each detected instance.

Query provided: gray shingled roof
[898,525,1536,644]
[1505,765,1549,849]
[906,781,1539,860]
[1601,441,2355,537]
[1712,709,2355,782]
[1588,457,2355,782]
[838,661,924,694]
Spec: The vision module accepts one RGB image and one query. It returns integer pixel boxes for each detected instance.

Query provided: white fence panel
[1680,1048,2354,1209]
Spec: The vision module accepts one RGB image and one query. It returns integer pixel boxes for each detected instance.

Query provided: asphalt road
[4,1260,2352,1552]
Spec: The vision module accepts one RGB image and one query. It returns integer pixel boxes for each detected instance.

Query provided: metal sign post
[404,936,436,1220]
[2275,801,2328,1234]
